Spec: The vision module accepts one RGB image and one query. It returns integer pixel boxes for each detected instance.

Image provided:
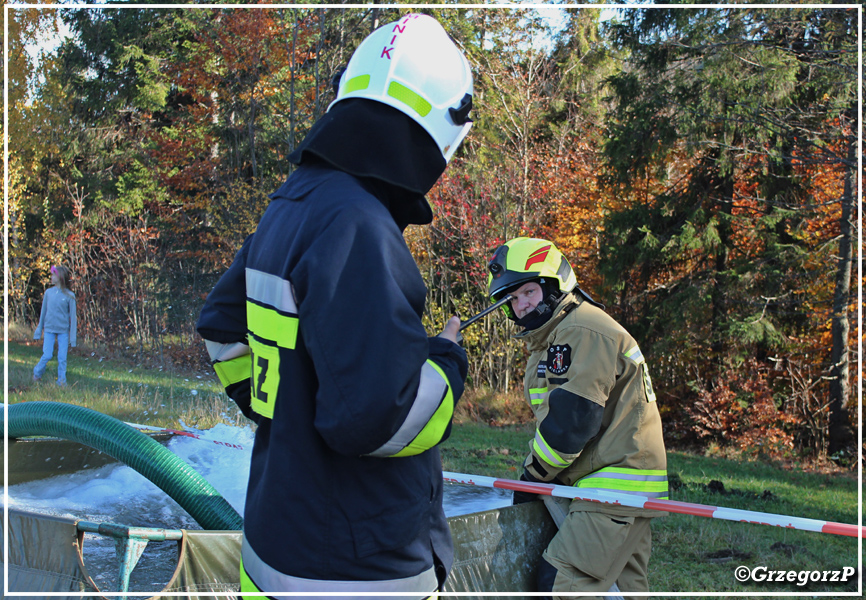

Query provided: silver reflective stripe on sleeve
[204,340,250,363]
[365,361,448,458]
[245,267,298,313]
[242,534,437,597]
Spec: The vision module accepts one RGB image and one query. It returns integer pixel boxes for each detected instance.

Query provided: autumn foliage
[8,6,859,459]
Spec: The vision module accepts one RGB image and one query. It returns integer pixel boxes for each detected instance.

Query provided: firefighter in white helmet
[197,14,472,598]
[487,237,668,598]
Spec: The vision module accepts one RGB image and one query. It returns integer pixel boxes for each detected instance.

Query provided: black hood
[288,99,447,226]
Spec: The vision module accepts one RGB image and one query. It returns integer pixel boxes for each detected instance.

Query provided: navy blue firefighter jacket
[196,161,468,585]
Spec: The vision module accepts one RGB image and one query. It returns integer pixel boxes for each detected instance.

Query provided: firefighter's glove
[512,470,544,505]
[512,469,567,505]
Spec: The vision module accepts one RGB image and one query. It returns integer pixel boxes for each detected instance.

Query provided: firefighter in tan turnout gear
[487,237,668,598]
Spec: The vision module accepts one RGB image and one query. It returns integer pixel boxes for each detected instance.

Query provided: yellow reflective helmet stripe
[529,387,548,406]
[533,429,570,469]
[387,81,432,117]
[367,360,453,458]
[576,466,669,499]
[344,74,370,94]
[213,354,251,388]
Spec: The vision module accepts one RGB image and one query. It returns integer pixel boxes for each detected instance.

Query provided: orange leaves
[174,10,285,102]
[688,358,799,457]
[535,136,607,293]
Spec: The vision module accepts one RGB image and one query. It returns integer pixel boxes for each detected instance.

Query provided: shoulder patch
[547,344,572,376]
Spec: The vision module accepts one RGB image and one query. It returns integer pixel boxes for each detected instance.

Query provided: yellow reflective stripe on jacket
[249,338,280,420]
[529,387,548,406]
[533,429,570,469]
[213,354,251,388]
[246,301,298,349]
[246,268,299,349]
[576,466,669,499]
[367,360,454,458]
[244,269,299,419]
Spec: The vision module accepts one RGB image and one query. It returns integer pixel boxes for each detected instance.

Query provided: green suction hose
[4,401,244,531]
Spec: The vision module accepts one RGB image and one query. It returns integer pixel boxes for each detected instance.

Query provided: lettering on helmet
[381,14,420,61]
[525,245,552,270]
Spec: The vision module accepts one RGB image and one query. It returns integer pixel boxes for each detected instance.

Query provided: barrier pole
[442,471,863,538]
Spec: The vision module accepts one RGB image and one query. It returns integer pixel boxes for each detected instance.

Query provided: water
[4,423,512,592]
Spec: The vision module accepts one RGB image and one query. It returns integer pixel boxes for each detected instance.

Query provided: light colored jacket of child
[34,286,77,347]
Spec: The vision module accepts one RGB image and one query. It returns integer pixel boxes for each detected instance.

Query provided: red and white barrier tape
[125,422,247,451]
[442,471,863,538]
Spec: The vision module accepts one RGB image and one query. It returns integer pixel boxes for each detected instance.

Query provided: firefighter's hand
[512,471,542,505]
[439,316,461,344]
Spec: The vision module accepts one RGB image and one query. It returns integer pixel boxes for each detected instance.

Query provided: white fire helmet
[329,14,474,162]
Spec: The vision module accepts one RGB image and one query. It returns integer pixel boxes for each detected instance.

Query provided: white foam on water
[5,423,255,529]
[4,423,512,592]
[5,423,509,526]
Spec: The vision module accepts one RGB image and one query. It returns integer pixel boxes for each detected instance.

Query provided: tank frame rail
[76,520,184,593]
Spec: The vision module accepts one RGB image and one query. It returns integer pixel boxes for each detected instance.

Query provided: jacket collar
[517,293,582,350]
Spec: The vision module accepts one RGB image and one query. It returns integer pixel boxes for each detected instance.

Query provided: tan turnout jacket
[521,293,668,519]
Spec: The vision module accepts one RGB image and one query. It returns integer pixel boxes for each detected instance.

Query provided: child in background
[33,265,77,386]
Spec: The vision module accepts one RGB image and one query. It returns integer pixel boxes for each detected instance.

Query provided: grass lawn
[5,339,243,430]
[5,340,861,594]
[441,422,861,595]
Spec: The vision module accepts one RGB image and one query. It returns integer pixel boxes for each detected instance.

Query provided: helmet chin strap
[514,291,563,330]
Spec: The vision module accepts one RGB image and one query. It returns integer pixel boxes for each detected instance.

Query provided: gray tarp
[3,503,555,598]
[2,510,241,600]
[3,509,96,599]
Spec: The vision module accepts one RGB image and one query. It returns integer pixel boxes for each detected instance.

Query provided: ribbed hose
[4,401,244,531]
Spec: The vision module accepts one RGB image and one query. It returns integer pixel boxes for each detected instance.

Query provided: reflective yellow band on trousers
[241,534,437,597]
[533,429,570,469]
[576,466,669,499]
[213,354,251,388]
[529,387,548,406]
[366,360,453,458]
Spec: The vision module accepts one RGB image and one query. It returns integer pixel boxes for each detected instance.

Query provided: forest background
[4,2,861,463]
